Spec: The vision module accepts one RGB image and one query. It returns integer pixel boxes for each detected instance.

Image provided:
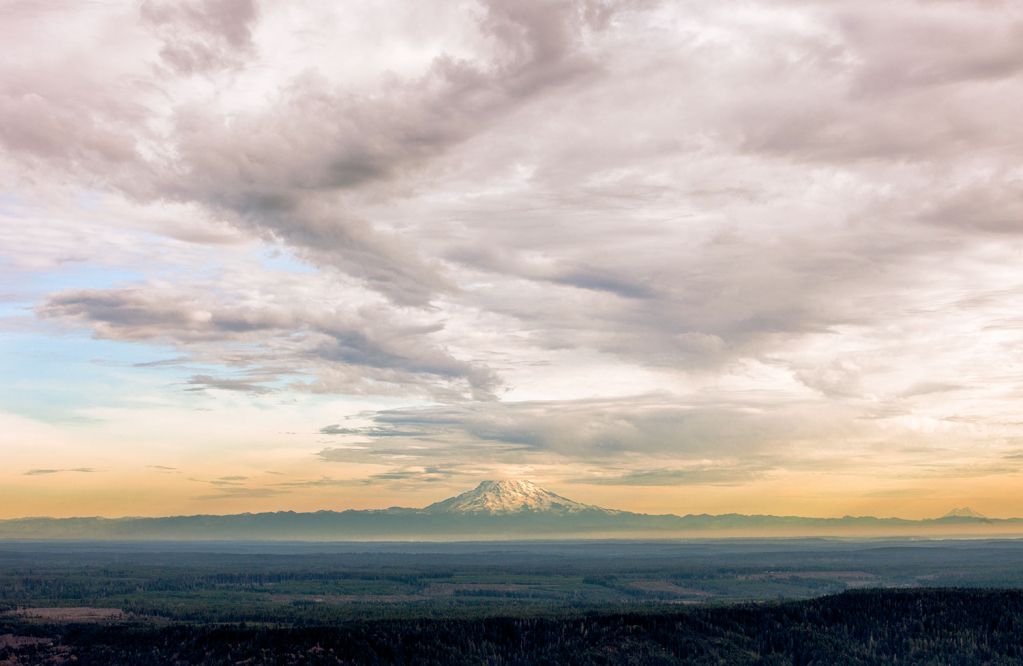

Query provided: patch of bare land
[269,593,430,604]
[0,634,68,666]
[426,583,533,595]
[739,571,877,581]
[628,581,716,596]
[267,584,544,604]
[915,571,972,581]
[0,634,53,649]
[7,607,123,621]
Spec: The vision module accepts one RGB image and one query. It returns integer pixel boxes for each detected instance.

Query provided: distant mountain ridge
[0,480,1017,541]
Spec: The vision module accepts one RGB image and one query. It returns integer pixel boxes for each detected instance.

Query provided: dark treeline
[0,567,441,600]
[4,589,1023,665]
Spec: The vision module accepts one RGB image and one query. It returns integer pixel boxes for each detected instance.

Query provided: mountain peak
[424,480,607,515]
[942,507,986,519]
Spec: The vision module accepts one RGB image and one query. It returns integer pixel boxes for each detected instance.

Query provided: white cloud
[5,0,1023,501]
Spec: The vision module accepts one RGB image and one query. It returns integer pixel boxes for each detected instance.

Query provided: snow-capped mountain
[423,480,612,515]
[942,507,986,519]
[6,482,1022,540]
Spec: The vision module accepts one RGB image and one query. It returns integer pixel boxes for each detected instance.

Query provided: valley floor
[3,539,1023,664]
[2,589,1023,665]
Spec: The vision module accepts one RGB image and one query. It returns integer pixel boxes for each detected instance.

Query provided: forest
[3,540,1023,664]
[3,589,1023,665]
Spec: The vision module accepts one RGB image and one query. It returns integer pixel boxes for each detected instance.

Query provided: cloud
[920,179,1023,235]
[2,0,633,308]
[19,0,1023,382]
[275,466,471,490]
[900,383,969,399]
[795,361,863,399]
[314,393,875,481]
[141,0,258,75]
[861,488,932,499]
[272,477,352,489]
[23,468,98,476]
[319,424,361,436]
[191,487,288,500]
[186,375,275,395]
[189,475,285,500]
[565,466,765,487]
[7,0,1023,505]
[368,465,472,483]
[896,462,1022,480]
[310,383,1023,490]
[37,286,500,400]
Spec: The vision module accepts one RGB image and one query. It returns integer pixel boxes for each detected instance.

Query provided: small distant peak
[942,507,986,519]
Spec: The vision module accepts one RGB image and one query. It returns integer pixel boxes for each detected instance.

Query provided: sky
[3,0,1023,520]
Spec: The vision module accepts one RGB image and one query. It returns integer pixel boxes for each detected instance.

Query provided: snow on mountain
[423,480,613,515]
[942,507,986,519]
